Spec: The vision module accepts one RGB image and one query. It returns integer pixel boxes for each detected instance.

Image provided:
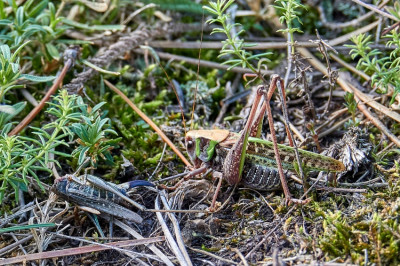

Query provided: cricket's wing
[219,133,344,172]
[246,137,345,172]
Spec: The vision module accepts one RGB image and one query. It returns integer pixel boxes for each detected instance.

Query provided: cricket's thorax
[185,130,284,190]
[185,129,230,169]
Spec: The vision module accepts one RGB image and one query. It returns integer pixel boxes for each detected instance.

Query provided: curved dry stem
[104,79,192,167]
[8,60,72,136]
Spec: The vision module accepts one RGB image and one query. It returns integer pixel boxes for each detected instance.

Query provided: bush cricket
[181,75,345,209]
[53,174,154,223]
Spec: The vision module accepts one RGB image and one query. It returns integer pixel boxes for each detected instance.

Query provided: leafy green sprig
[347,31,400,104]
[0,90,81,204]
[274,0,305,55]
[203,0,271,73]
[0,0,67,60]
[71,99,120,167]
[0,43,55,102]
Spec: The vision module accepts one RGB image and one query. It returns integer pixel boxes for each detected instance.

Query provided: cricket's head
[52,175,71,196]
[185,129,230,168]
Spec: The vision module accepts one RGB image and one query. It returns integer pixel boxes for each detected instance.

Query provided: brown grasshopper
[182,75,345,209]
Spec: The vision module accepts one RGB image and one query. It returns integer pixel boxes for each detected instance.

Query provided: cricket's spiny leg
[158,165,208,191]
[249,101,267,138]
[263,75,309,205]
[210,171,223,212]
[218,84,266,210]
[275,78,307,192]
[274,78,294,147]
[222,87,263,186]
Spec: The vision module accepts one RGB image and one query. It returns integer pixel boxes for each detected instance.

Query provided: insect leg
[222,86,264,186]
[262,75,309,205]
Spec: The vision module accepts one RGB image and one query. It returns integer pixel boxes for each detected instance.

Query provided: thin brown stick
[104,80,192,167]
[329,52,370,81]
[316,187,367,193]
[328,20,381,46]
[148,21,380,50]
[8,60,72,136]
[0,237,164,265]
[297,47,400,124]
[189,247,238,265]
[134,49,273,76]
[149,40,316,49]
[354,93,400,147]
[352,0,398,21]
[0,235,33,256]
[318,0,391,29]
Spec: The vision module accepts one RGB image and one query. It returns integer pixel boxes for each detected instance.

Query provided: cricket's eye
[186,140,194,149]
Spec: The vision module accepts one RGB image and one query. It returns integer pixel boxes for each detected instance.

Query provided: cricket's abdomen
[241,161,284,190]
[214,147,284,190]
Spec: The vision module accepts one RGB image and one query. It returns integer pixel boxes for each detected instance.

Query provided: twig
[189,247,238,265]
[277,114,305,142]
[0,237,165,265]
[329,52,370,81]
[318,0,391,29]
[63,26,174,93]
[328,20,381,46]
[113,219,174,266]
[316,187,367,193]
[122,3,156,25]
[149,143,167,181]
[20,89,39,107]
[8,48,77,136]
[104,79,191,167]
[283,33,293,87]
[232,248,249,266]
[338,177,387,187]
[354,92,400,147]
[318,116,350,138]
[149,40,317,49]
[0,235,33,256]
[134,49,273,76]
[352,0,398,21]
[298,47,400,126]
[155,171,189,183]
[148,20,380,50]
[159,191,193,266]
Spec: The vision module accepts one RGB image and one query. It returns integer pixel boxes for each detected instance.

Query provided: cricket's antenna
[158,62,187,134]
[190,10,205,130]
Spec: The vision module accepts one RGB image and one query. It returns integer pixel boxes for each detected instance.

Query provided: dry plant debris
[1,0,400,265]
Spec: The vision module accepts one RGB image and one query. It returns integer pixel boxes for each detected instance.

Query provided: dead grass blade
[155,195,191,266]
[297,47,400,147]
[0,237,164,265]
[104,79,191,167]
[112,219,175,266]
